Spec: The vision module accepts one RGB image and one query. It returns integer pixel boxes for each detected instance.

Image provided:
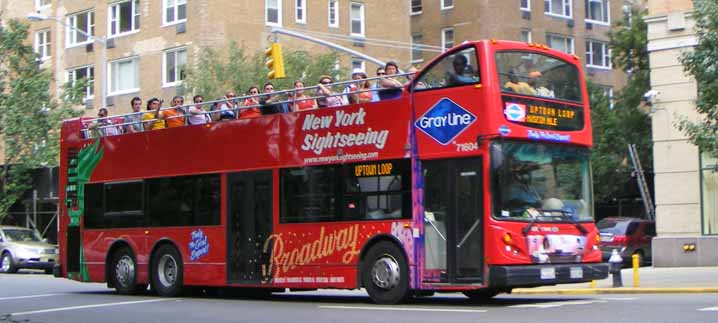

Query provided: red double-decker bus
[57,40,607,304]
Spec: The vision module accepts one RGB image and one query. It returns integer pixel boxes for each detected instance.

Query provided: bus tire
[0,252,17,274]
[151,244,183,297]
[110,247,140,294]
[463,289,499,302]
[362,241,410,305]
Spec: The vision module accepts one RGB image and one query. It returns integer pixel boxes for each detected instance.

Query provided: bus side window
[415,46,480,90]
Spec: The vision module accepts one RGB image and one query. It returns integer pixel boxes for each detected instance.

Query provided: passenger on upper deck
[188,95,209,125]
[370,67,385,102]
[90,108,121,137]
[317,75,348,108]
[123,96,144,133]
[165,96,186,128]
[446,55,479,86]
[378,61,403,100]
[217,91,238,121]
[259,82,285,115]
[406,66,426,89]
[504,71,536,95]
[289,80,318,111]
[343,69,372,104]
[528,71,555,98]
[240,86,262,118]
[142,98,166,130]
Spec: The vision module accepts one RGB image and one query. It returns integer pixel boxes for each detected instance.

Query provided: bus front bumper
[489,263,609,288]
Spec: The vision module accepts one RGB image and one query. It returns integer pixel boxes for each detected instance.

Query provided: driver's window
[415,47,480,90]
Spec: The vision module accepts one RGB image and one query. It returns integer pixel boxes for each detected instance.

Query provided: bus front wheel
[362,241,410,304]
[151,244,184,297]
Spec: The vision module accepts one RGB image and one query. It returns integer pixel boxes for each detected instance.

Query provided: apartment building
[410,0,637,95]
[1,0,410,116]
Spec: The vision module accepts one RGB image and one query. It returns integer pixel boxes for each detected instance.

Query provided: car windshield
[496,51,582,102]
[3,229,42,242]
[597,219,634,235]
[490,140,593,222]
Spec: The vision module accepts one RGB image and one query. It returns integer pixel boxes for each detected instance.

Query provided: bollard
[632,253,640,288]
[608,249,623,287]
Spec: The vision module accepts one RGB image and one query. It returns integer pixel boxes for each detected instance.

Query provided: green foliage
[183,42,343,100]
[678,0,718,157]
[0,20,85,220]
[590,8,652,202]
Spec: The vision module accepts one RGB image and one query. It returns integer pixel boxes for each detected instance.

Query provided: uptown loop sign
[415,98,477,145]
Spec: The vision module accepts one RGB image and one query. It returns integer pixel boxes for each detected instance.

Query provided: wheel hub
[1,255,9,272]
[158,254,177,287]
[371,255,400,290]
[115,255,135,287]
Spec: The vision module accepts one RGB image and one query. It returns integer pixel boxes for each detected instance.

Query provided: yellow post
[632,253,640,287]
[590,280,597,288]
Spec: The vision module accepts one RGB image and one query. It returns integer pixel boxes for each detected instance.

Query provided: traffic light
[265,42,286,79]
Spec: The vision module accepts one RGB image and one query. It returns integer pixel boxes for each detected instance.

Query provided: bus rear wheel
[151,244,183,297]
[362,241,410,305]
[110,247,140,294]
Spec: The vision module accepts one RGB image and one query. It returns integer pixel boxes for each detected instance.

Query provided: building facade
[645,0,718,266]
[410,0,637,95]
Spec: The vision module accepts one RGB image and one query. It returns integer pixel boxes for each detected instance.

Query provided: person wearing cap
[317,75,348,108]
[343,69,372,104]
[529,71,554,98]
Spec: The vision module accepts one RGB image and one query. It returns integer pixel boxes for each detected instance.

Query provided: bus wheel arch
[149,240,184,297]
[358,236,411,304]
[106,241,142,294]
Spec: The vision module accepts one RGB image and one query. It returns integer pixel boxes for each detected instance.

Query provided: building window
[163,0,187,25]
[600,85,614,109]
[163,48,187,87]
[328,0,339,28]
[351,58,365,73]
[441,0,454,10]
[586,0,609,24]
[265,0,282,26]
[544,0,572,18]
[622,4,633,24]
[546,34,574,54]
[109,0,140,37]
[108,57,139,95]
[35,29,51,61]
[66,10,95,47]
[35,0,51,10]
[521,0,530,11]
[411,0,422,14]
[520,29,532,43]
[586,40,611,68]
[295,0,306,24]
[68,66,95,101]
[412,34,423,63]
[701,153,718,235]
[350,2,364,37]
[441,28,454,52]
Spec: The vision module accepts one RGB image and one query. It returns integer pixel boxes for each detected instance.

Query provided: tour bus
[57,40,608,304]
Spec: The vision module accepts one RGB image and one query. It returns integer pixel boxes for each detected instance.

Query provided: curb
[512,287,718,295]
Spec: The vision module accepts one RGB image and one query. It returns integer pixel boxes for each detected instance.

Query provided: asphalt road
[1,273,717,323]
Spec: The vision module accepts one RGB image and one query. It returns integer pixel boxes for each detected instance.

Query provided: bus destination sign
[502,96,583,131]
[354,162,394,177]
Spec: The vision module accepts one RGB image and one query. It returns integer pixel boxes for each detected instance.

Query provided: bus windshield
[496,51,582,102]
[490,141,593,222]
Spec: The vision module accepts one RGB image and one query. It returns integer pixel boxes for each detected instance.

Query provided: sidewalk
[513,266,718,295]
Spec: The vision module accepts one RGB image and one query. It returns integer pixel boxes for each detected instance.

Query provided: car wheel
[0,252,17,274]
[463,289,499,302]
[110,247,140,294]
[151,244,183,297]
[44,268,53,275]
[362,241,410,305]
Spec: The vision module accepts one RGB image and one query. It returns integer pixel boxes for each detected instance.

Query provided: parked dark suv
[597,217,656,266]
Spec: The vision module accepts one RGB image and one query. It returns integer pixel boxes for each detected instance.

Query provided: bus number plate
[570,267,583,279]
[540,267,556,280]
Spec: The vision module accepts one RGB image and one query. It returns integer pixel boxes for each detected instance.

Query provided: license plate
[570,267,583,279]
[540,267,556,280]
[600,235,612,242]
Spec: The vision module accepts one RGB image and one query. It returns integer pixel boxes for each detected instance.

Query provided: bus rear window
[496,51,582,102]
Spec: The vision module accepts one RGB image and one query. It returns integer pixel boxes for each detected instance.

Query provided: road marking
[0,294,64,301]
[509,300,607,308]
[698,307,718,311]
[11,299,173,316]
[598,297,637,301]
[319,305,487,313]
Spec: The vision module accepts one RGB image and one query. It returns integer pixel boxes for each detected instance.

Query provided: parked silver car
[0,226,58,274]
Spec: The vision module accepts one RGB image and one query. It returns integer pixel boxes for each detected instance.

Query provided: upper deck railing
[79,72,415,138]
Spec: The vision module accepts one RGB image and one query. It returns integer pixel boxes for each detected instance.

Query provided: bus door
[226,171,273,284]
[423,158,484,283]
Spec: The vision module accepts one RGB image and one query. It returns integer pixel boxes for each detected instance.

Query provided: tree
[0,20,85,221]
[590,8,652,202]
[678,0,718,157]
[183,42,343,100]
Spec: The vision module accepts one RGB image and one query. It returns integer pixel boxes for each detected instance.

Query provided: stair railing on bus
[85,72,415,138]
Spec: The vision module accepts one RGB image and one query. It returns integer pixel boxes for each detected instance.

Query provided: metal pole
[100,39,107,111]
[33,189,38,231]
